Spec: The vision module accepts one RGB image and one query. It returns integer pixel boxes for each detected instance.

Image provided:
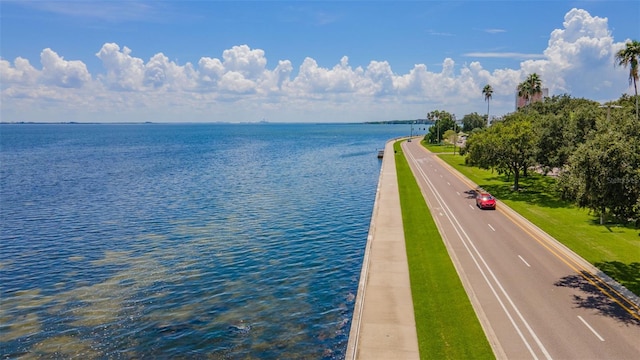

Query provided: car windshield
[482,195,493,200]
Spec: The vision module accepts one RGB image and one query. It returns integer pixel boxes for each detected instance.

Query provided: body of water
[0,123,414,359]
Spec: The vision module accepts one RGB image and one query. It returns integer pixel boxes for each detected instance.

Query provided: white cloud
[221,45,268,80]
[40,48,92,88]
[96,43,146,91]
[197,56,225,88]
[0,57,39,85]
[526,8,620,96]
[219,71,256,94]
[290,56,364,95]
[364,61,395,96]
[0,8,634,123]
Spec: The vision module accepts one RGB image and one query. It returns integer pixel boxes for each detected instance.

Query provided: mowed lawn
[424,143,640,296]
[394,142,494,359]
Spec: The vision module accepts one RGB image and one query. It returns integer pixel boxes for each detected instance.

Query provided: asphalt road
[402,140,640,360]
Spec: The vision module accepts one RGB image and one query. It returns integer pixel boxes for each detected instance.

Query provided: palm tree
[615,39,640,120]
[517,73,542,109]
[482,84,493,126]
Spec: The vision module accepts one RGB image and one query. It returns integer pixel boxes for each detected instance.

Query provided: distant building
[515,88,548,109]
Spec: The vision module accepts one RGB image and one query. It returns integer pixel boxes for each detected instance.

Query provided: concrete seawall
[345,139,419,360]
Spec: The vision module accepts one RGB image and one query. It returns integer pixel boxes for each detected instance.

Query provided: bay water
[0,123,413,359]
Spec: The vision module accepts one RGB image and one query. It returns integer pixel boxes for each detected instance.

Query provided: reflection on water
[0,123,412,358]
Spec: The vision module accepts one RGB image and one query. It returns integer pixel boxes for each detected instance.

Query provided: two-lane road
[402,140,640,359]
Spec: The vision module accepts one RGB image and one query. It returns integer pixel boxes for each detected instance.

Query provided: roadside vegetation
[429,149,639,296]
[415,40,640,295]
[394,141,494,360]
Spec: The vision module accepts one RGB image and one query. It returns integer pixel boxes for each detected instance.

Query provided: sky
[1,0,639,123]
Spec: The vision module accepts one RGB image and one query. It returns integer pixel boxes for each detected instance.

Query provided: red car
[476,192,496,209]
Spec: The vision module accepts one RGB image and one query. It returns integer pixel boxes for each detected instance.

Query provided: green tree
[482,84,493,126]
[614,39,640,120]
[461,112,486,132]
[425,110,459,144]
[529,95,600,172]
[517,73,543,108]
[443,129,458,154]
[462,128,496,169]
[465,113,536,190]
[534,114,566,173]
[558,132,640,224]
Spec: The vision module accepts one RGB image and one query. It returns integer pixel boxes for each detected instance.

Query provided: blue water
[0,123,413,359]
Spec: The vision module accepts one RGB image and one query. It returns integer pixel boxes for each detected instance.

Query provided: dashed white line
[447,182,451,186]
[469,204,475,210]
[578,316,605,341]
[488,224,496,232]
[456,191,461,196]
[518,255,531,267]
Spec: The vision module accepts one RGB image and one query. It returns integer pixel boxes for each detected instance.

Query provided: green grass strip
[394,141,494,360]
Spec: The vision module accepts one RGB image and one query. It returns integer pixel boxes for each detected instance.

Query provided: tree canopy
[461,112,486,132]
[557,104,640,223]
[464,112,535,190]
[460,92,640,224]
[424,110,459,144]
[432,55,640,225]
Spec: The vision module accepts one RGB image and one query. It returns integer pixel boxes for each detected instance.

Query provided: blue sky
[1,1,639,123]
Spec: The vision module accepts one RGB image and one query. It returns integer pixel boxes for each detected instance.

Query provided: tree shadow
[478,182,572,209]
[588,218,640,232]
[554,269,640,326]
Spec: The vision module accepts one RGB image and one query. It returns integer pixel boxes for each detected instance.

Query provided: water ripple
[0,123,411,359]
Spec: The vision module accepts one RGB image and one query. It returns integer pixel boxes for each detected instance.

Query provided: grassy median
[424,142,640,296]
[394,141,494,359]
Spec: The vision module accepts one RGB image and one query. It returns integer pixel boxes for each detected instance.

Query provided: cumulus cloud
[522,8,624,97]
[221,45,267,80]
[96,43,146,91]
[40,48,92,88]
[364,61,395,96]
[289,56,359,95]
[0,8,634,122]
[0,57,39,85]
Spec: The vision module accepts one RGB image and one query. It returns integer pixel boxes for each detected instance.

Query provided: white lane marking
[518,255,531,267]
[469,205,475,210]
[488,224,496,232]
[405,148,552,360]
[447,182,451,186]
[456,191,461,196]
[578,316,605,342]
